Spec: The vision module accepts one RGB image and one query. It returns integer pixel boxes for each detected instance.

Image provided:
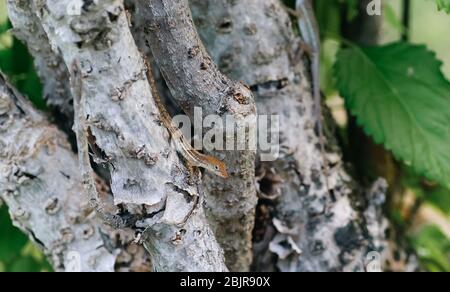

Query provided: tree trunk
[0,0,419,272]
[188,0,389,272]
[129,0,257,272]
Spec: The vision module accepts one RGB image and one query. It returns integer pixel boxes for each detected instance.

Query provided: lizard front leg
[186,163,202,186]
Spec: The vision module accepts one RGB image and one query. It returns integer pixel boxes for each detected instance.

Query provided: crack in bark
[130,0,257,272]
[189,0,399,272]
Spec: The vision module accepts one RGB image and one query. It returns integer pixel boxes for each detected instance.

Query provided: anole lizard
[296,0,330,191]
[143,57,229,179]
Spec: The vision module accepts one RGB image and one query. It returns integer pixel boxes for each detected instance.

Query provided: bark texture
[5,0,227,272]
[0,0,420,272]
[0,72,118,271]
[7,0,74,130]
[190,0,392,271]
[130,0,258,271]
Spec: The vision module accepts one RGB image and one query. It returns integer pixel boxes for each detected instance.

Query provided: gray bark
[130,0,258,271]
[190,0,392,272]
[5,0,227,272]
[0,0,418,272]
[0,72,118,271]
[7,0,74,131]
[4,0,154,272]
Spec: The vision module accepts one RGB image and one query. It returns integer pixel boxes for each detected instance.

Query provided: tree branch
[131,0,258,271]
[0,71,153,272]
[7,0,74,132]
[26,0,226,271]
[0,72,121,271]
[190,0,393,272]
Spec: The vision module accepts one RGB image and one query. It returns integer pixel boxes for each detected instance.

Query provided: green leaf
[21,64,45,109]
[334,42,450,188]
[435,0,450,13]
[426,187,450,215]
[410,225,450,272]
[9,257,42,272]
[343,0,359,21]
[0,37,46,109]
[316,0,346,37]
[384,3,405,35]
[402,166,450,216]
[0,207,29,263]
[0,207,52,272]
[0,48,13,72]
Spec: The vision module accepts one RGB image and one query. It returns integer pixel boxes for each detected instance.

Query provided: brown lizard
[143,57,229,179]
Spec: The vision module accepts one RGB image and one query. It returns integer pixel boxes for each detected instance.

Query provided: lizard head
[205,157,229,179]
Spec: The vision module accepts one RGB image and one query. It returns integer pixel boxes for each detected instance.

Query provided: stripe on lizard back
[143,56,229,179]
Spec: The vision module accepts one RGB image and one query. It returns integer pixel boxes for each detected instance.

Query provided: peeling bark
[0,72,120,271]
[190,0,393,272]
[22,0,226,272]
[0,0,420,272]
[130,0,257,271]
[0,71,153,273]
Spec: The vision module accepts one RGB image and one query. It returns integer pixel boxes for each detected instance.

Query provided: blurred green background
[0,0,449,272]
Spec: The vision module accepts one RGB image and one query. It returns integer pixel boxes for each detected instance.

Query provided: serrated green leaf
[334,43,450,188]
[435,0,450,13]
